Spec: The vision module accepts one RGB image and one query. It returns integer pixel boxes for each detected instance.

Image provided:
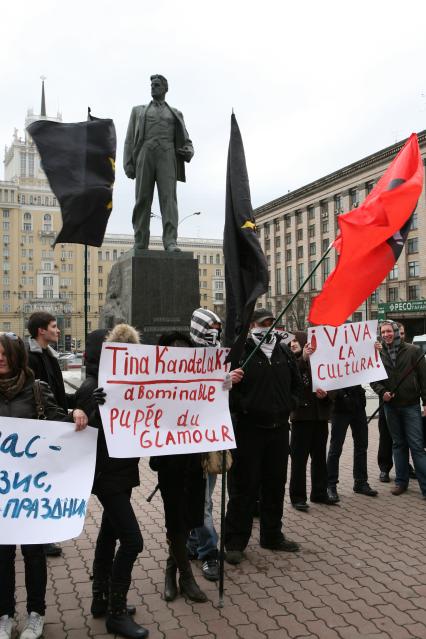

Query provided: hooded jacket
[75,328,140,496]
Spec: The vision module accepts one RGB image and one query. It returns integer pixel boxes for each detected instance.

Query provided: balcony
[38,230,56,238]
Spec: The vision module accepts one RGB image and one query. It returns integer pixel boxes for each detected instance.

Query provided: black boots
[164,556,178,602]
[166,534,207,603]
[91,567,136,618]
[106,585,149,638]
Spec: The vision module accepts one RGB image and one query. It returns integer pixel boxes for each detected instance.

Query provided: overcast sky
[2,0,426,241]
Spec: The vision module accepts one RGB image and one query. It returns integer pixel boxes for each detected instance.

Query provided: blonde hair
[106,323,141,344]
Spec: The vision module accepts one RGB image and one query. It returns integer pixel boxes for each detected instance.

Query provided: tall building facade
[0,89,225,348]
[254,131,426,339]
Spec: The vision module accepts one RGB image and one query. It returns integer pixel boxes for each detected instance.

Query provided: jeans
[0,544,46,617]
[378,404,393,473]
[94,489,144,591]
[187,473,218,560]
[327,410,368,487]
[225,421,290,551]
[290,420,329,503]
[383,403,426,495]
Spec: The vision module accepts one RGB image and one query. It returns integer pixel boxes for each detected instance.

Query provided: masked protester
[0,332,87,639]
[225,309,303,565]
[74,325,148,639]
[150,332,208,604]
[186,309,243,581]
[289,332,334,511]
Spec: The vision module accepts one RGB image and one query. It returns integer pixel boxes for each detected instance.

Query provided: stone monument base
[100,250,200,344]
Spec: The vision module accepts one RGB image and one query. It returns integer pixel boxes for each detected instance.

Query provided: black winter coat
[230,337,303,426]
[0,378,70,421]
[290,356,331,422]
[330,385,366,415]
[27,342,74,412]
[75,375,140,497]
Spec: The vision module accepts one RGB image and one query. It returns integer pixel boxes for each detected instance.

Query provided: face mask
[251,328,276,343]
[204,328,220,346]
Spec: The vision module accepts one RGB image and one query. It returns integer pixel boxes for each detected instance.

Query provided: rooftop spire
[40,75,46,116]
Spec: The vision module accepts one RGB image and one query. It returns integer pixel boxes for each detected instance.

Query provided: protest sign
[0,418,97,544]
[99,342,236,457]
[308,320,387,391]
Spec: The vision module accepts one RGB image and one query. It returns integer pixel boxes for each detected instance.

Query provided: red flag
[308,134,423,326]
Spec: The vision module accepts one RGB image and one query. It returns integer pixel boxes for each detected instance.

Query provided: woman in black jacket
[289,331,333,511]
[75,325,148,639]
[0,332,87,639]
[149,332,207,604]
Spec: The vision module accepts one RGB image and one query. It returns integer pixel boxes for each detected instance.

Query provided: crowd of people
[0,309,425,639]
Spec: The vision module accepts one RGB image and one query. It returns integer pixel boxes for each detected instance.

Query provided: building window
[365,180,374,195]
[20,153,26,177]
[297,263,304,287]
[370,290,378,303]
[349,188,358,208]
[297,246,303,258]
[275,268,281,295]
[3,210,9,218]
[275,237,281,248]
[274,219,280,232]
[334,194,342,213]
[265,239,271,251]
[276,252,281,263]
[285,233,291,245]
[309,242,316,256]
[296,229,303,241]
[286,249,292,261]
[296,210,302,225]
[215,281,224,290]
[352,312,363,322]
[286,266,292,294]
[388,287,398,302]
[408,261,419,277]
[284,215,291,228]
[98,265,103,274]
[321,220,329,233]
[389,265,399,280]
[322,257,330,283]
[216,254,221,264]
[407,238,418,254]
[113,249,118,260]
[410,211,418,230]
[264,223,270,238]
[308,205,315,220]
[3,304,10,313]
[320,200,328,219]
[308,225,315,238]
[3,291,10,300]
[3,221,9,231]
[43,276,53,286]
[309,261,317,290]
[408,285,420,300]
[215,269,221,276]
[322,239,329,253]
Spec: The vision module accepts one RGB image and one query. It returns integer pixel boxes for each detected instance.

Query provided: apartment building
[254,131,426,339]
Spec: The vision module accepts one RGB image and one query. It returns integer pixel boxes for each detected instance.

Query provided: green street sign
[378,300,426,320]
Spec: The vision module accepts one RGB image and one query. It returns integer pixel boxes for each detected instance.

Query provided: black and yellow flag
[223,113,269,364]
[27,114,116,247]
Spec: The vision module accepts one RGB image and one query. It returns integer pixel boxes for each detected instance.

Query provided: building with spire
[0,82,225,348]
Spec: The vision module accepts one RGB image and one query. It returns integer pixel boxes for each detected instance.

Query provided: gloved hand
[93,387,107,405]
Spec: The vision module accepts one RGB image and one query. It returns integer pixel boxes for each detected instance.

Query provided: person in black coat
[74,325,148,639]
[289,332,334,510]
[149,331,208,604]
[0,331,87,639]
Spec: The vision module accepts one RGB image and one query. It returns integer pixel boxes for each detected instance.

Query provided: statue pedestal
[100,250,200,344]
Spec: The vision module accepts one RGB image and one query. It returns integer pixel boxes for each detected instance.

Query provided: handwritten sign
[0,418,97,544]
[98,342,236,457]
[308,320,387,391]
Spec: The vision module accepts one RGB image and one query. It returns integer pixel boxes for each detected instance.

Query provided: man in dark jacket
[26,311,76,558]
[27,311,75,413]
[371,321,426,497]
[225,309,303,565]
[326,385,378,503]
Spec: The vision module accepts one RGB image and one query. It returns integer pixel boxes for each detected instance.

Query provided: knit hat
[293,331,308,349]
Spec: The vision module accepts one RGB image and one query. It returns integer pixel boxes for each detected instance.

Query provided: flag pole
[84,244,88,348]
[218,450,227,607]
[240,243,334,370]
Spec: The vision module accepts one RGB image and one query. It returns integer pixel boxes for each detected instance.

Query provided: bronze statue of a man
[123,74,194,253]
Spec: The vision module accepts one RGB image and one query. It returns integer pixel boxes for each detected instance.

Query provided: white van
[412,334,426,354]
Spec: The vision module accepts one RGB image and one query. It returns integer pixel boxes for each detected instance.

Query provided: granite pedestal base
[100,250,200,344]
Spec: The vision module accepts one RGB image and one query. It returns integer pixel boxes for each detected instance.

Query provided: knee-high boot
[164,552,178,601]
[91,562,136,618]
[106,581,148,638]
[169,533,207,603]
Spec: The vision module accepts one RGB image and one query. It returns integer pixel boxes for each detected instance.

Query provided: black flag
[27,115,116,247]
[223,114,269,364]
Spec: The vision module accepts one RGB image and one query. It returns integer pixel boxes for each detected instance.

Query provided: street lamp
[178,211,201,226]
